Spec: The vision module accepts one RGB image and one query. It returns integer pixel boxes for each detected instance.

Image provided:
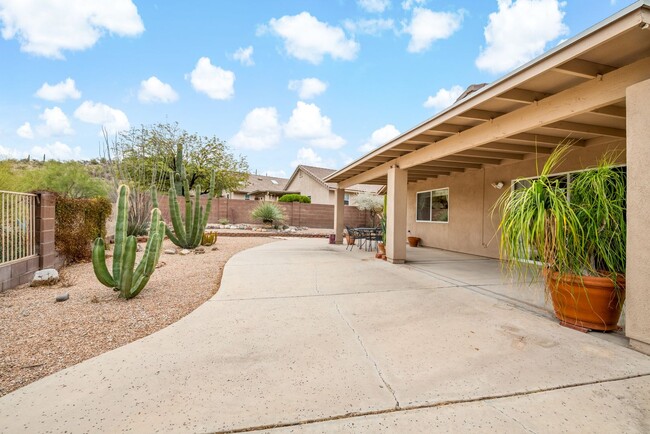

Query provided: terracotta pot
[375,252,383,259]
[407,236,420,247]
[546,271,625,331]
[377,242,386,255]
[382,254,387,261]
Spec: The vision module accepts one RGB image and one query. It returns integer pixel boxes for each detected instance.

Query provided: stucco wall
[406,141,626,259]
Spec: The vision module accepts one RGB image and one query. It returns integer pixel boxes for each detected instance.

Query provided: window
[344,193,350,206]
[244,194,250,200]
[416,188,449,223]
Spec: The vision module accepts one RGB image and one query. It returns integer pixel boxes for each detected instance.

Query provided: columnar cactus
[92,185,165,299]
[153,148,215,249]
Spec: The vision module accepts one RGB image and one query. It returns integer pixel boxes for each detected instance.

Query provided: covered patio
[326,1,650,353]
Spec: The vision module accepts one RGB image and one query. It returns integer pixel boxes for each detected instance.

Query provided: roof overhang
[325,1,650,188]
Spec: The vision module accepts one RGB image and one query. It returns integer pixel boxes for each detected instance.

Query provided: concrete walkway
[1,239,649,433]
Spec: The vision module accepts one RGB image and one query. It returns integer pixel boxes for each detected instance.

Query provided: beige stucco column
[626,78,650,355]
[334,187,345,244]
[387,165,407,264]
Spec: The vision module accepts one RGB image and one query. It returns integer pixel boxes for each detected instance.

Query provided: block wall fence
[156,197,372,229]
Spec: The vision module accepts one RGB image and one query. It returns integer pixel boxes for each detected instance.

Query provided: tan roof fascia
[325,0,650,186]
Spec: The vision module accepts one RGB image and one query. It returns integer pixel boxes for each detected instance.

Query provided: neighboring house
[284,165,382,205]
[227,174,297,201]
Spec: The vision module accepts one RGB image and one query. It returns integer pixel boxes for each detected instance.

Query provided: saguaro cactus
[92,185,165,299]
[154,146,215,249]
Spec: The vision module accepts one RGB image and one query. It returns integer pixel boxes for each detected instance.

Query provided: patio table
[354,227,383,252]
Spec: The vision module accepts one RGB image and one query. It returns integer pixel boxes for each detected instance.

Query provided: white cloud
[138,76,178,103]
[291,147,323,168]
[0,145,24,159]
[476,0,568,74]
[264,12,359,64]
[31,141,81,160]
[402,0,426,10]
[230,107,282,151]
[188,57,235,100]
[344,18,395,36]
[16,122,33,139]
[73,101,129,135]
[404,8,464,53]
[37,107,74,136]
[423,85,464,110]
[284,101,346,150]
[0,0,144,59]
[35,78,81,102]
[359,124,400,153]
[358,0,391,13]
[288,78,328,100]
[233,45,254,66]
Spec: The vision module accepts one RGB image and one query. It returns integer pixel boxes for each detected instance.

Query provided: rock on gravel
[164,249,176,255]
[30,269,59,287]
[194,247,205,254]
[55,293,69,302]
[179,249,191,255]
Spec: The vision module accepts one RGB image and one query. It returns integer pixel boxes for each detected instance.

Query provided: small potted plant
[407,231,420,247]
[496,144,626,331]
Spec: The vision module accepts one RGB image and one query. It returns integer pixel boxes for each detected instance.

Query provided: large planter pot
[407,237,420,247]
[546,271,625,331]
[377,242,386,255]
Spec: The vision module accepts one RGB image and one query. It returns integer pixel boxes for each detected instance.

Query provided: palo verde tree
[103,122,248,234]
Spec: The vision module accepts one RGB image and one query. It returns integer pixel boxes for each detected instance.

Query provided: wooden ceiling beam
[506,132,585,146]
[542,121,626,138]
[496,88,551,104]
[480,142,555,154]
[591,105,626,118]
[456,109,504,121]
[552,58,616,79]
[458,149,525,160]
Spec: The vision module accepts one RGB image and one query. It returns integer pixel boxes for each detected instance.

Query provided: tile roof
[293,165,383,194]
[234,174,290,194]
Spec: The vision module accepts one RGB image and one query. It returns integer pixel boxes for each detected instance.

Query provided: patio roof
[325,1,650,187]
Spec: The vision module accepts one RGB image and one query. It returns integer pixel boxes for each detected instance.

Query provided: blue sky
[0,0,632,178]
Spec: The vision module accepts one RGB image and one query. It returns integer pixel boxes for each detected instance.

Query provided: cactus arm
[184,178,192,241]
[92,238,115,288]
[188,185,201,247]
[168,176,187,246]
[119,236,137,298]
[165,227,182,246]
[154,221,166,263]
[133,209,161,279]
[112,185,129,284]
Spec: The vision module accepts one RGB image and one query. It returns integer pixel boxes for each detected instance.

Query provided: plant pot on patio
[407,236,420,247]
[546,271,625,331]
[377,241,386,256]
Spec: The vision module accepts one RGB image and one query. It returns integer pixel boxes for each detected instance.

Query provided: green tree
[106,122,248,196]
[23,161,108,198]
[0,160,107,198]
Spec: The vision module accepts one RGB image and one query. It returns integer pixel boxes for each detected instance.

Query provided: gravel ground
[0,237,276,397]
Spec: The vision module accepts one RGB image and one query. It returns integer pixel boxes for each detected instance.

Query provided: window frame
[415,187,449,224]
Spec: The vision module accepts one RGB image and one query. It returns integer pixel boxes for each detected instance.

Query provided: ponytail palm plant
[496,143,626,330]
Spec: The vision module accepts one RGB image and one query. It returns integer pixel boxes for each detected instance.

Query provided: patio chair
[344,225,357,251]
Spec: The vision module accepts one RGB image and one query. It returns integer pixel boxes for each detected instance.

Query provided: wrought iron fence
[0,190,37,264]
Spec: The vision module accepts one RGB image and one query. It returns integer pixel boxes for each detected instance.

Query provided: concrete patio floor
[1,238,649,433]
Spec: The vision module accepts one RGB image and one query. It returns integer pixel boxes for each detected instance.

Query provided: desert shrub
[251,202,284,224]
[278,194,311,203]
[218,218,229,225]
[55,196,112,263]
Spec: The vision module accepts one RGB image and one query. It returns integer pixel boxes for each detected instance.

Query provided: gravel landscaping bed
[0,237,276,397]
